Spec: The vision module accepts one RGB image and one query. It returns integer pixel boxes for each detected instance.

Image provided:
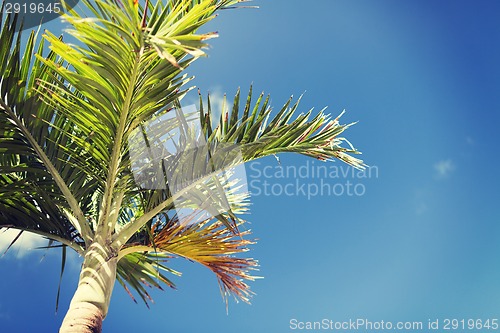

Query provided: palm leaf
[150,216,258,304]
[0,9,89,249]
[202,86,366,168]
[116,251,179,307]
[118,213,257,305]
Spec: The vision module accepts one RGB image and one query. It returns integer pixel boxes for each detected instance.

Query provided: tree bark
[59,241,118,333]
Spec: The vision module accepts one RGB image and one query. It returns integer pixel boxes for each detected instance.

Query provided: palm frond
[0,9,90,247]
[116,251,179,307]
[114,86,365,250]
[149,214,258,304]
[200,86,366,168]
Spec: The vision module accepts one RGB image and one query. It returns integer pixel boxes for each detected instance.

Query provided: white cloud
[0,229,47,258]
[434,159,455,178]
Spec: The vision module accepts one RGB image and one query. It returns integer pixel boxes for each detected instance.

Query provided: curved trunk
[59,241,118,333]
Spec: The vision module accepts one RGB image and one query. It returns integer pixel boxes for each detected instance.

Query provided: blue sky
[1,0,500,332]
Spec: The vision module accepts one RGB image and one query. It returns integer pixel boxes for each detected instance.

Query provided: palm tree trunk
[59,241,118,333]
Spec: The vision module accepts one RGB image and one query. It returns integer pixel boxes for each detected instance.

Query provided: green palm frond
[0,10,88,250]
[116,251,179,307]
[115,86,365,246]
[200,87,366,168]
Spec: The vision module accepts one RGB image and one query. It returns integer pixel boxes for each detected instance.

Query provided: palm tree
[0,0,365,332]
